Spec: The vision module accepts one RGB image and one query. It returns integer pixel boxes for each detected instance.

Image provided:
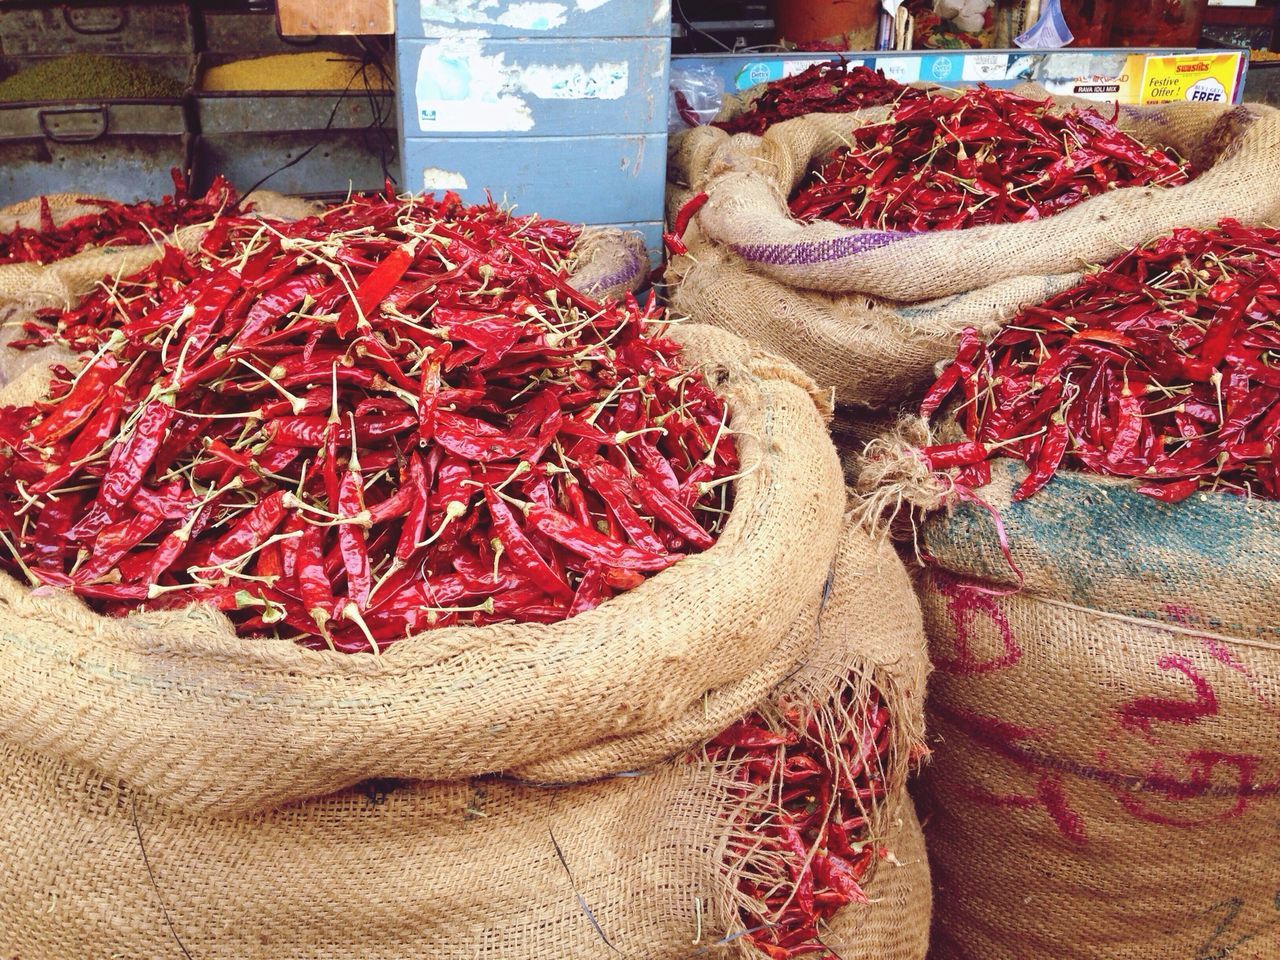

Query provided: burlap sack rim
[685,89,1279,300]
[666,233,1083,409]
[0,323,847,815]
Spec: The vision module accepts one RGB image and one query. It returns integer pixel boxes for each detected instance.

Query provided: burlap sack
[894,458,1280,960]
[559,224,651,302]
[0,323,846,814]
[0,190,321,311]
[668,240,1077,409]
[681,91,1280,300]
[666,89,1280,409]
[0,466,932,957]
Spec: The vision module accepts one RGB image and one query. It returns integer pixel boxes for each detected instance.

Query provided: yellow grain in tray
[201,51,390,92]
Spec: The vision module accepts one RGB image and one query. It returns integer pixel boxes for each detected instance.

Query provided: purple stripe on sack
[1119,104,1169,126]
[576,243,644,296]
[733,229,917,266]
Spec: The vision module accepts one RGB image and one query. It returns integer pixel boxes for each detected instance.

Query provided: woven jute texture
[667,238,1078,409]
[909,459,1280,960]
[665,89,1280,409]
[0,510,931,959]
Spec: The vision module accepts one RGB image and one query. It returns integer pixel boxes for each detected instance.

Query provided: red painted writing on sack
[1117,653,1219,735]
[935,572,1023,676]
[935,703,1089,844]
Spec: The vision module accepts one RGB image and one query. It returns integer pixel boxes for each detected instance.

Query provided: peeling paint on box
[519,61,627,100]
[649,0,670,23]
[416,38,632,132]
[416,39,534,132]
[422,167,469,191]
[420,0,570,31]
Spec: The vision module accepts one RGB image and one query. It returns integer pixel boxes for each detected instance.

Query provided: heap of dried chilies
[706,61,921,136]
[0,171,237,265]
[789,86,1193,232]
[708,687,893,959]
[919,219,1280,503]
[0,188,740,653]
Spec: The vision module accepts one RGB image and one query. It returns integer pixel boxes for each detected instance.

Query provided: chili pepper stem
[491,461,532,493]
[367,559,403,601]
[415,499,467,549]
[422,597,496,623]
[342,601,381,655]
[183,529,302,583]
[237,358,309,415]
[697,460,762,497]
[0,529,38,586]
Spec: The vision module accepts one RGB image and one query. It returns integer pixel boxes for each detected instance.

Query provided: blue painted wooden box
[396,0,670,262]
[400,0,669,40]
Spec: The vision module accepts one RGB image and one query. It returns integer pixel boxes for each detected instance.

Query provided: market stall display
[192,31,394,198]
[0,3,195,205]
[199,50,390,92]
[0,195,736,651]
[0,189,931,959]
[787,88,1192,232]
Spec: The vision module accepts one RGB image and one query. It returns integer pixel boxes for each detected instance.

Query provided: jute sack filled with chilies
[858,443,1280,960]
[0,190,323,310]
[0,324,932,958]
[666,88,1280,408]
[0,223,650,391]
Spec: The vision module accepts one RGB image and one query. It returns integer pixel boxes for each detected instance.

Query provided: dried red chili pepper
[0,191,738,653]
[0,172,236,266]
[713,61,921,137]
[705,685,895,959]
[918,219,1280,503]
[790,86,1192,234]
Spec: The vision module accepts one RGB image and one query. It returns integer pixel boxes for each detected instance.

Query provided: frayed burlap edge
[702,517,929,958]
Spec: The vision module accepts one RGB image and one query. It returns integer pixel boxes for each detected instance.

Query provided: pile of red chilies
[788,86,1192,232]
[707,61,922,136]
[919,219,1280,503]
[0,170,237,265]
[708,687,892,959]
[0,189,740,653]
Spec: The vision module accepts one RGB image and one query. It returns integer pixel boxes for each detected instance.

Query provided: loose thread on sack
[131,798,195,960]
[548,827,621,954]
[1037,596,1280,654]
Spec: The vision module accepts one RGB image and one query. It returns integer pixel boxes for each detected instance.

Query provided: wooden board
[277,0,392,36]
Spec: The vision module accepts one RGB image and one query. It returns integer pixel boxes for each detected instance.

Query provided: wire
[672,0,735,53]
[238,46,395,204]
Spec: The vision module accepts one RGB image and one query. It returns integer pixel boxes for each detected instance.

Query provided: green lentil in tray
[0,54,184,102]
